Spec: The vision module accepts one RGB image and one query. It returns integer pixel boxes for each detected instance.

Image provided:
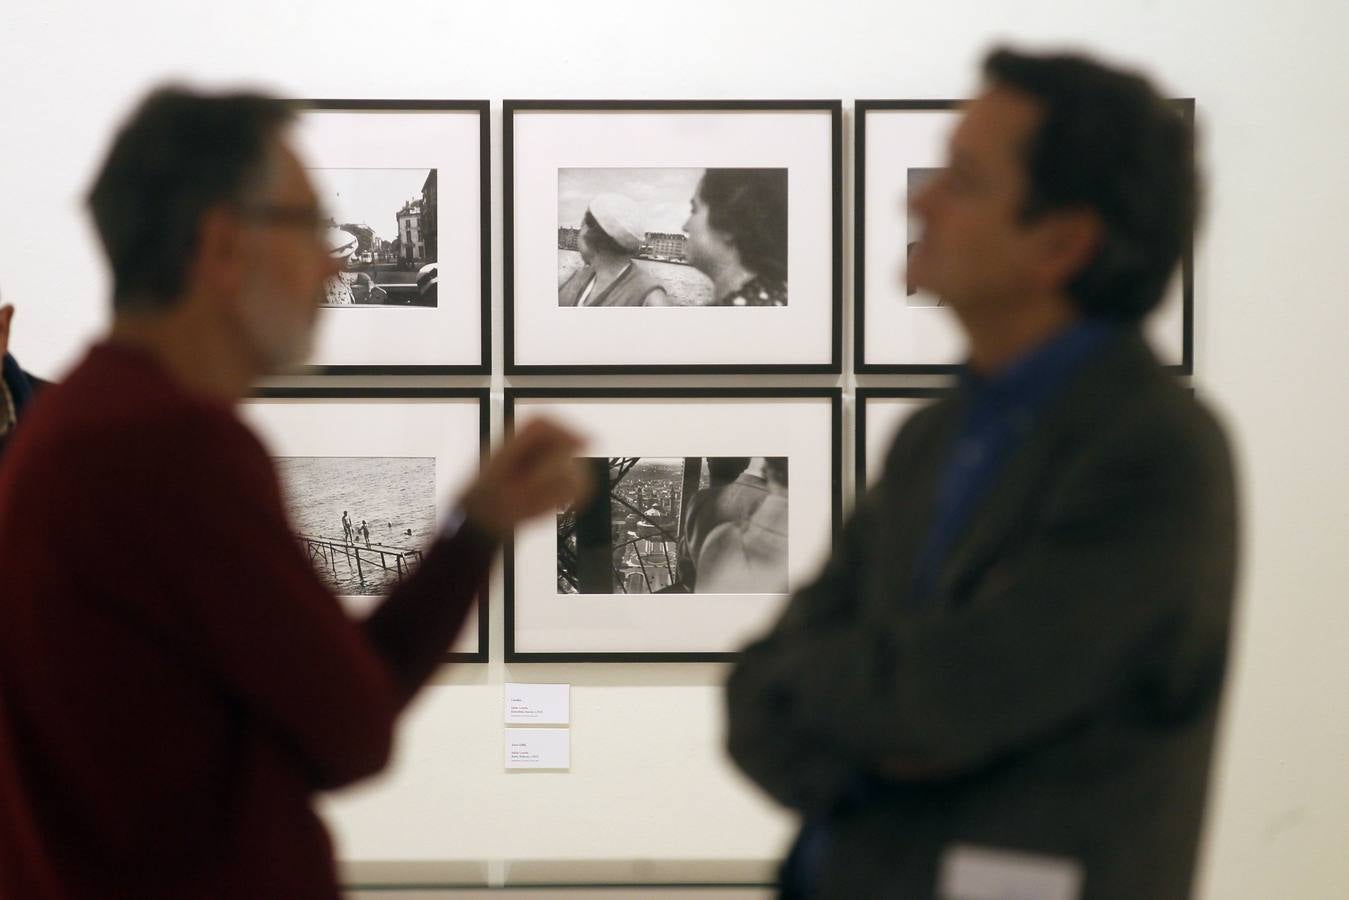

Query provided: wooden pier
[298,534,424,587]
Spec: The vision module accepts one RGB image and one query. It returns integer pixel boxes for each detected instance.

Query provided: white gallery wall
[2,1,1347,896]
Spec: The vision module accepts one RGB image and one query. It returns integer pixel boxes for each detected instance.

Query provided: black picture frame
[249,387,491,662]
[503,387,843,662]
[503,100,843,375]
[853,99,1196,375]
[854,387,953,499]
[290,99,491,376]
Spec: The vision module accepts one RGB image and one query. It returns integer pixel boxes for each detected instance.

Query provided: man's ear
[1033,208,1103,291]
[187,207,248,301]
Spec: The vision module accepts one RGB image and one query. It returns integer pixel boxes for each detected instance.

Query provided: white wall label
[937,844,1083,900]
[504,682,571,725]
[505,728,570,770]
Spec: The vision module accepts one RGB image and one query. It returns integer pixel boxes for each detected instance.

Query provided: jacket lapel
[931,332,1158,605]
[866,394,969,603]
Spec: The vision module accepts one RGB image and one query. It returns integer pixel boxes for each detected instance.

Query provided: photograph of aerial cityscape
[557,167,788,308]
[309,167,440,307]
[274,456,437,596]
[557,456,788,595]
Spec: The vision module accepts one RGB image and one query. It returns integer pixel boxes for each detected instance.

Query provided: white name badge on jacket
[937,844,1084,900]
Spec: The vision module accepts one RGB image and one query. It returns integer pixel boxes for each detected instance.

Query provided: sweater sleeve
[361,518,496,706]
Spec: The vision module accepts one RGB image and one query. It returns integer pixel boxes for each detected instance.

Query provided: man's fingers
[500,418,586,467]
[510,454,592,513]
[463,420,590,536]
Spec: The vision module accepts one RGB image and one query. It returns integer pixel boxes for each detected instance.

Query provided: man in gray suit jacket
[727,49,1237,900]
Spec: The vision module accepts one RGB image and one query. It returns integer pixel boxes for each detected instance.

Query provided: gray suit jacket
[726,331,1238,900]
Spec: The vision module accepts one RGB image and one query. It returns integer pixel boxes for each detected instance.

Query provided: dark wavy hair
[762,457,788,487]
[984,47,1198,321]
[698,168,788,285]
[706,457,751,486]
[87,86,294,313]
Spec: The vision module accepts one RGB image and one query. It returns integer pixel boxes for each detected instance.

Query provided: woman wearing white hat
[558,193,669,307]
[322,227,384,306]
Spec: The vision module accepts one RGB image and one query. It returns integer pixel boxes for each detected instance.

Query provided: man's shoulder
[1021,339,1236,527]
[876,392,964,477]
[11,355,260,479]
[1072,337,1231,467]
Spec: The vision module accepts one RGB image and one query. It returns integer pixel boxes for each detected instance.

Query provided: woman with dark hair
[558,193,668,307]
[682,168,788,307]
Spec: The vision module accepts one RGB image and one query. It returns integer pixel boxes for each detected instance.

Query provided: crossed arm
[725,413,1235,813]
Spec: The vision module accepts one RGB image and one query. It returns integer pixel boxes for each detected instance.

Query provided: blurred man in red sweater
[0,88,587,899]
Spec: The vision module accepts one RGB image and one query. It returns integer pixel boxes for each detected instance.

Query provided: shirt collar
[960,318,1121,409]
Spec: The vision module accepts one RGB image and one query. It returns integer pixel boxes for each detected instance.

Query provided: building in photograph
[396,199,424,264]
[642,232,688,262]
[420,170,437,260]
[558,226,580,251]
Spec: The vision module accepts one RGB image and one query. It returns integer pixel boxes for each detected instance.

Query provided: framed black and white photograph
[855,387,953,497]
[854,100,1194,374]
[505,389,842,661]
[290,100,489,374]
[312,167,441,308]
[241,388,489,661]
[505,101,842,373]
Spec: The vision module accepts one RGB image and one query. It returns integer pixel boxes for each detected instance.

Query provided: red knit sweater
[0,343,493,898]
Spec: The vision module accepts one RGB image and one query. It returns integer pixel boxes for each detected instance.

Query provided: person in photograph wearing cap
[416,261,438,306]
[322,226,384,305]
[558,192,670,307]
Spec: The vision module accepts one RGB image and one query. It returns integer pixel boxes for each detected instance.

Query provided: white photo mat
[241,393,486,659]
[508,393,838,658]
[859,105,1188,370]
[291,106,486,370]
[508,107,837,369]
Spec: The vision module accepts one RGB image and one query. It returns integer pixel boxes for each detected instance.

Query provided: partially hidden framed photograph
[241,388,489,661]
[505,100,843,374]
[854,99,1194,374]
[505,388,842,661]
[289,100,490,374]
[855,387,953,498]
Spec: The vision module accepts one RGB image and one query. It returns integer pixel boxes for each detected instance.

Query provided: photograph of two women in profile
[557,167,788,309]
